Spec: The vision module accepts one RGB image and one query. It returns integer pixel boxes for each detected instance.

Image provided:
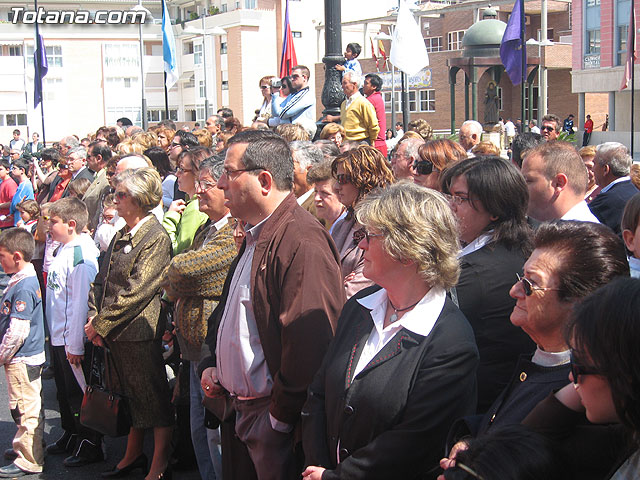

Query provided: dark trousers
[51,345,102,446]
[583,131,592,146]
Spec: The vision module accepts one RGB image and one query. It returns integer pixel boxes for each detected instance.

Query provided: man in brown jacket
[199,130,345,480]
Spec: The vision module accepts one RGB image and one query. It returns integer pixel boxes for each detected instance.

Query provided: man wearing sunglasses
[198,130,344,480]
[540,114,561,141]
[269,65,317,139]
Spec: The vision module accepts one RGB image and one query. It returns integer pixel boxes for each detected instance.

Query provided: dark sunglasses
[541,126,555,132]
[115,191,129,200]
[516,273,560,296]
[412,160,434,176]
[336,174,351,185]
[570,351,599,384]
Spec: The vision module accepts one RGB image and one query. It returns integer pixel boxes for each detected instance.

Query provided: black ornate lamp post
[319,0,344,129]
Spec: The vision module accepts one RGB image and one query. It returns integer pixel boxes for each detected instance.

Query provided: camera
[270,78,282,88]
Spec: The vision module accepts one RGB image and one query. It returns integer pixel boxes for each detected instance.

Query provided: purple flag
[34,33,48,108]
[500,0,526,85]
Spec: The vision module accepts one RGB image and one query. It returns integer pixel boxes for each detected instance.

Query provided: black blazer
[62,167,95,198]
[302,285,479,480]
[589,180,639,235]
[455,242,535,413]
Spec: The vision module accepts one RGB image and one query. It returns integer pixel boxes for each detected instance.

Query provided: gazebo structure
[448,8,539,134]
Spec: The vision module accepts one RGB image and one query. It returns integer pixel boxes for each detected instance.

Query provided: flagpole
[164,72,169,119]
[34,0,46,145]
[631,0,635,158]
[520,0,526,134]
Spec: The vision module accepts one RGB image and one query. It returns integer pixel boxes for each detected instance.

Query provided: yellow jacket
[340,93,380,144]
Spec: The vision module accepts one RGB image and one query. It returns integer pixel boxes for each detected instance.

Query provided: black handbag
[80,347,131,437]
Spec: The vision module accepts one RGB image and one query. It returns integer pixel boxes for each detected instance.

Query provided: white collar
[459,232,493,258]
[296,188,314,206]
[531,347,570,367]
[561,200,600,223]
[4,263,37,294]
[129,214,153,238]
[356,287,446,337]
[600,176,630,194]
[213,212,232,232]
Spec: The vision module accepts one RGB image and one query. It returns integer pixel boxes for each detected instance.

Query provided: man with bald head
[459,120,483,155]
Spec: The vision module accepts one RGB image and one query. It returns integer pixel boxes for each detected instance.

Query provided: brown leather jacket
[200,193,345,425]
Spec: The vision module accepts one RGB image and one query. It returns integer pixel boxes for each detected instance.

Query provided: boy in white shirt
[45,197,103,467]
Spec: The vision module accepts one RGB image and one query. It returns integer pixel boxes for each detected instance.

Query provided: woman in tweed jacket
[86,168,173,480]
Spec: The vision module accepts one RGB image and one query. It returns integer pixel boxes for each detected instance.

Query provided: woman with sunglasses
[441,220,629,472]
[254,75,275,123]
[441,156,535,413]
[330,145,394,297]
[520,277,639,479]
[302,182,478,480]
[411,139,466,190]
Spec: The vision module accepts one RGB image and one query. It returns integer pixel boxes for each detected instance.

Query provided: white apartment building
[0,0,394,143]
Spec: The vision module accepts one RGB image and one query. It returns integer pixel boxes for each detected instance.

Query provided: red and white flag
[620,3,637,91]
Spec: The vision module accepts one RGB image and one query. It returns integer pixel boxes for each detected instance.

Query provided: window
[618,24,628,65]
[447,30,465,51]
[419,89,435,112]
[147,109,178,122]
[235,2,240,9]
[497,86,503,110]
[220,42,227,54]
[408,91,417,112]
[292,31,302,38]
[524,86,539,120]
[586,0,600,5]
[26,45,64,67]
[8,45,22,56]
[197,106,206,120]
[194,43,202,65]
[586,29,600,53]
[221,4,227,12]
[124,78,132,88]
[424,37,442,53]
[6,114,28,126]
[245,0,256,7]
[44,77,62,101]
[221,80,229,90]
[184,41,194,55]
[384,91,400,112]
[199,80,205,98]
[186,75,195,88]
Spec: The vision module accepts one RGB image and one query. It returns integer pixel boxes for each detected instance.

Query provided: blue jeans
[190,362,223,479]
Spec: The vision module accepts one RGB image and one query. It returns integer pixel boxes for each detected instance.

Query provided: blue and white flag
[162,0,178,89]
[500,0,526,85]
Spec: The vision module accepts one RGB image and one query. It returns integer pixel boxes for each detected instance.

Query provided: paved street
[0,269,202,480]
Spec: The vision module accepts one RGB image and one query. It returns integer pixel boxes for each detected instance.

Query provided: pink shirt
[367,91,387,157]
[0,177,17,228]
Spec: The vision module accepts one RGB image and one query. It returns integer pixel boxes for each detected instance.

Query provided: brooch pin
[123,244,132,254]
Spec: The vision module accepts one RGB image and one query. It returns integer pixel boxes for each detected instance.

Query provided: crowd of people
[0,62,637,480]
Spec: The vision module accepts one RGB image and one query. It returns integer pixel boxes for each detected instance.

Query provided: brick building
[314,0,599,135]
[571,0,639,154]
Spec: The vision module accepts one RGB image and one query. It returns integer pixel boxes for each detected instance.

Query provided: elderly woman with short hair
[85,167,173,480]
[331,145,394,297]
[302,182,479,480]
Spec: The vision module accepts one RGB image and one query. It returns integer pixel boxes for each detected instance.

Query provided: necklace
[388,297,422,323]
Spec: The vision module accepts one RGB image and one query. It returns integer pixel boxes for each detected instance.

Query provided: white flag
[162,0,178,89]
[390,0,429,76]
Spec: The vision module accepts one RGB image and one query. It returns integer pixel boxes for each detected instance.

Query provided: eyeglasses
[106,170,116,177]
[291,74,302,79]
[58,164,69,170]
[169,142,183,149]
[176,166,193,174]
[115,191,129,200]
[516,273,560,296]
[222,166,264,179]
[363,230,383,242]
[412,160,435,176]
[260,85,269,90]
[445,193,470,206]
[196,180,216,192]
[541,126,555,132]
[570,351,599,385]
[335,174,351,185]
